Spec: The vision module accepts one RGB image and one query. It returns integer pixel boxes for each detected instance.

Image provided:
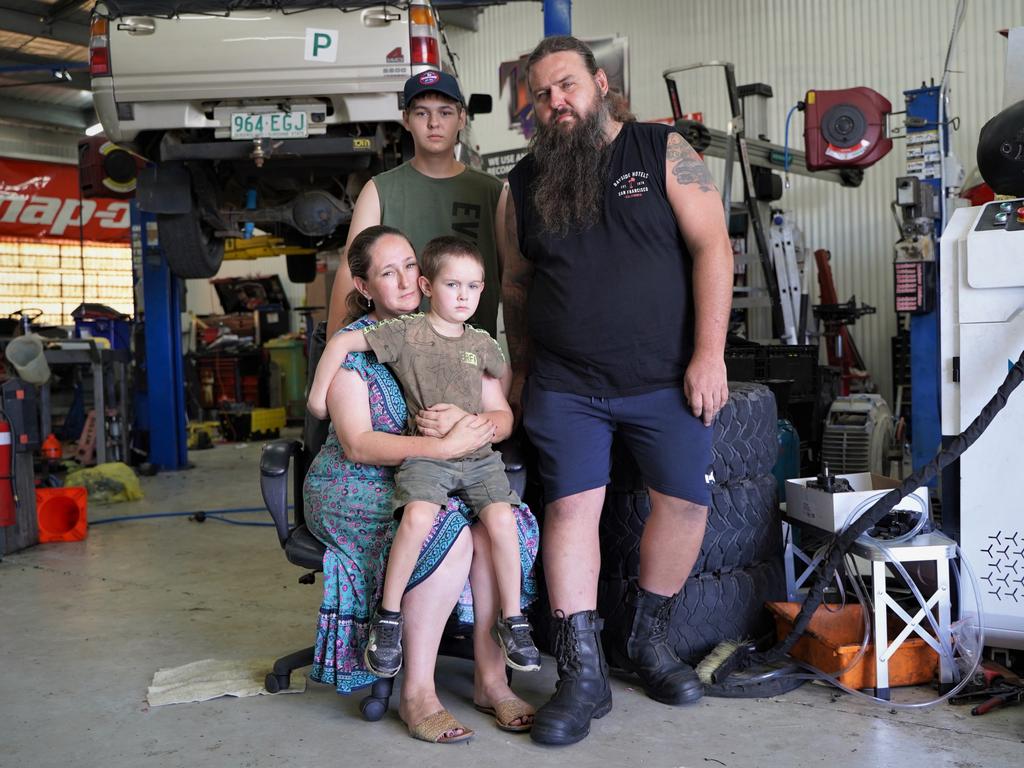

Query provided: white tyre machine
[939,47,1024,652]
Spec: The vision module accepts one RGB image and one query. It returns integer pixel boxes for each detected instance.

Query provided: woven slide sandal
[406,709,475,744]
[474,698,535,733]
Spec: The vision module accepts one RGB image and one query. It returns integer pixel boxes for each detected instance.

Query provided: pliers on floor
[948,661,1024,715]
[970,686,1024,716]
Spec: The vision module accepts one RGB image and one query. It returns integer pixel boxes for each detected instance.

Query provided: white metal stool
[851,531,957,699]
[783,521,958,699]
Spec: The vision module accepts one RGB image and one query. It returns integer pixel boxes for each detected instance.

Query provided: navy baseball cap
[403,70,465,107]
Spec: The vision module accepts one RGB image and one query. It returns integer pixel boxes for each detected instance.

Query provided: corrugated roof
[0,0,94,128]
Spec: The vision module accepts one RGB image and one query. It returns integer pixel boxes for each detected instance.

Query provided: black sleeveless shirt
[508,121,695,397]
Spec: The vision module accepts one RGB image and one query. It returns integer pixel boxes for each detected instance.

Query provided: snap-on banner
[0,156,130,242]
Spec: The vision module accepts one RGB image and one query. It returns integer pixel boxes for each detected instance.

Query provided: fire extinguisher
[1,416,16,527]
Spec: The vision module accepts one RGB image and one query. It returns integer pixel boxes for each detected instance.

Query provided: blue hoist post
[903,85,945,478]
[131,202,188,471]
[543,0,571,37]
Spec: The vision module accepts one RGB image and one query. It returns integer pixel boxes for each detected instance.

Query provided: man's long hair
[526,36,635,236]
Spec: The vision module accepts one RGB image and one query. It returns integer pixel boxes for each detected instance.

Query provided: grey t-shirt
[375,163,503,337]
[363,313,506,459]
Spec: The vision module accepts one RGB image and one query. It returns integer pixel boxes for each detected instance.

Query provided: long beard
[529,99,613,236]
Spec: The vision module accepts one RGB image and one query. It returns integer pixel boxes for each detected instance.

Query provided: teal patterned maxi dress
[304,315,539,693]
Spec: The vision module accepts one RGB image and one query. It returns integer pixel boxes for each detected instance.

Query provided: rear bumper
[160,134,384,162]
[92,76,404,145]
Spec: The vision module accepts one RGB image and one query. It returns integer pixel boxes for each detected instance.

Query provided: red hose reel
[804,87,893,171]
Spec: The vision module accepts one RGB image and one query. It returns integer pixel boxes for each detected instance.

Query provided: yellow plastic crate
[219,407,287,441]
[251,407,286,435]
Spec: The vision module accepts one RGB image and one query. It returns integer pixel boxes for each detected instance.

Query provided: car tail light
[89,17,111,77]
[409,1,440,67]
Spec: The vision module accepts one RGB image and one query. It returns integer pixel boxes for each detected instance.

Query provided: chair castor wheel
[265,672,288,693]
[360,696,387,721]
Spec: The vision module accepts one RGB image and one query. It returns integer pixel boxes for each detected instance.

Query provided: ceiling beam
[0,73,92,91]
[0,54,90,90]
[0,6,90,47]
[41,0,88,24]
[0,97,90,130]
[0,48,87,68]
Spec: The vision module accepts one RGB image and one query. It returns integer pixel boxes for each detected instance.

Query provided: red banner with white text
[0,157,130,242]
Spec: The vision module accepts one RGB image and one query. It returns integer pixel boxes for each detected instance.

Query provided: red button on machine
[1018,206,1024,224]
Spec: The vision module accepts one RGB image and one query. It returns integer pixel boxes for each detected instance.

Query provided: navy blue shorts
[522,379,713,506]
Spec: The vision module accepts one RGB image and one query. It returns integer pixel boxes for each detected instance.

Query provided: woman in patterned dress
[303,225,539,741]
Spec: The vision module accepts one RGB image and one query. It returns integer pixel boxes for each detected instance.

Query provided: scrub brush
[696,639,806,698]
[696,639,754,685]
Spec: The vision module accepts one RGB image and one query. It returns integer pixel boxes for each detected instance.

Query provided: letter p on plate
[305,28,338,63]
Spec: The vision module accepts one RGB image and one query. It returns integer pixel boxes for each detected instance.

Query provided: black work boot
[622,583,703,705]
[531,610,613,746]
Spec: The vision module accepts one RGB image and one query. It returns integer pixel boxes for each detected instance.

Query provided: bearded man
[499,36,734,746]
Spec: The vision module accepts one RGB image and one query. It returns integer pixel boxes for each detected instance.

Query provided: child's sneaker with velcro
[492,614,541,672]
[364,608,404,677]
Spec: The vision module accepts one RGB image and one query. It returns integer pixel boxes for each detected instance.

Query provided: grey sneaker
[364,610,404,678]
[491,615,541,672]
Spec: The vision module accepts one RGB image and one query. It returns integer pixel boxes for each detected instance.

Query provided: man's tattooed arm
[666,132,717,193]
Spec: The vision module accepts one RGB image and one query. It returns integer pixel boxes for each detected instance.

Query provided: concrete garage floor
[2,436,1022,768]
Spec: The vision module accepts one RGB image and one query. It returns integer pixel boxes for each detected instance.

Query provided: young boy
[308,235,540,677]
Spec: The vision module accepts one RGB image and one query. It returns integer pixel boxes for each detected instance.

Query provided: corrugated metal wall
[448,0,1024,400]
[0,124,79,164]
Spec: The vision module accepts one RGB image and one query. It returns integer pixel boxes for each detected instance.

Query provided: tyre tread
[711,382,778,484]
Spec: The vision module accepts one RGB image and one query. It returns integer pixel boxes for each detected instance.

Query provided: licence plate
[230,110,308,139]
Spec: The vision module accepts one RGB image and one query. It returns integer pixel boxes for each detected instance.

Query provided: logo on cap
[419,71,440,85]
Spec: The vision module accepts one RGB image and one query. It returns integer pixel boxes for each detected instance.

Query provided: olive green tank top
[374,163,503,337]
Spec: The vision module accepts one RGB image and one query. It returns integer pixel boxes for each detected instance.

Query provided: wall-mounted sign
[1,157,130,242]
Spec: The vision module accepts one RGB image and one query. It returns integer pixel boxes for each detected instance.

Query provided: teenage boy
[327,71,504,338]
[309,236,541,677]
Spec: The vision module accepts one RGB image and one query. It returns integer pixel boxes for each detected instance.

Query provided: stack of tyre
[598,382,787,665]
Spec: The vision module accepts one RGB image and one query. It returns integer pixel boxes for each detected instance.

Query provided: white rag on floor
[147,658,306,706]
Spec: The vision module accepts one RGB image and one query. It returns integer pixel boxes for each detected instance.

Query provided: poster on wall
[481,148,529,179]
[498,36,630,140]
[0,156,131,242]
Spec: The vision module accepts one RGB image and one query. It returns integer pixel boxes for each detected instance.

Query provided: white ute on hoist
[89,0,488,281]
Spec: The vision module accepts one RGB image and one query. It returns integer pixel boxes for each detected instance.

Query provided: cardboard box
[785,472,929,533]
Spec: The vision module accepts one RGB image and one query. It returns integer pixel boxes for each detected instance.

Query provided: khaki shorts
[393,451,520,518]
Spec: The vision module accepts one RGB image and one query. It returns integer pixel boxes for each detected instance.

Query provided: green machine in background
[265,338,307,422]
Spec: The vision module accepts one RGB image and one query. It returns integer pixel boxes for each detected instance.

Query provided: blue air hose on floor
[89,505,292,528]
